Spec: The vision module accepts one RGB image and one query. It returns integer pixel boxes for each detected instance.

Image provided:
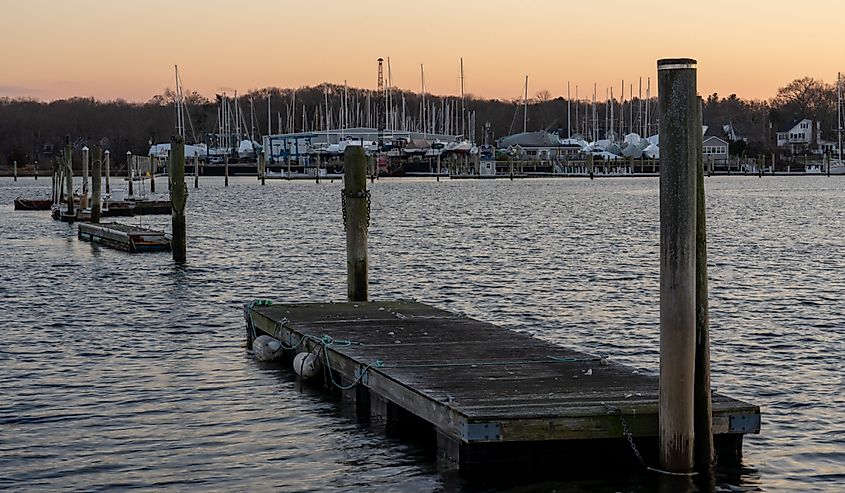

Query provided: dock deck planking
[248,300,760,468]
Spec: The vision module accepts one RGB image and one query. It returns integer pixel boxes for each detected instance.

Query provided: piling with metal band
[104,150,110,193]
[694,96,714,473]
[91,147,102,223]
[126,151,133,197]
[658,57,698,473]
[170,136,187,263]
[65,145,75,216]
[81,146,89,209]
[343,146,368,302]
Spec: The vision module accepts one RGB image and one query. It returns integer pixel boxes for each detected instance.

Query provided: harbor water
[1,176,843,492]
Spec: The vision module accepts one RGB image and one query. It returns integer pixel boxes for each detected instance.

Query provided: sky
[1,0,842,102]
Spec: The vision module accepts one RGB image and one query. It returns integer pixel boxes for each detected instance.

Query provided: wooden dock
[246,300,760,471]
[78,222,171,252]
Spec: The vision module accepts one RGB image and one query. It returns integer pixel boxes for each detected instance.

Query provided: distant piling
[81,146,89,209]
[259,152,266,186]
[170,136,187,263]
[91,147,102,223]
[315,152,321,184]
[104,150,110,193]
[13,160,17,181]
[224,154,229,187]
[587,154,595,179]
[65,143,75,216]
[658,57,698,473]
[343,146,368,302]
[34,161,38,180]
[126,151,134,197]
[194,155,199,189]
[826,154,831,177]
[150,156,156,193]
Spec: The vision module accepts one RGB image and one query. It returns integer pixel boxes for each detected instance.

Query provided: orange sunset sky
[1,0,842,102]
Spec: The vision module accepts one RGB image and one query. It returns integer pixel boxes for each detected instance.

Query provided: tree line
[0,76,840,169]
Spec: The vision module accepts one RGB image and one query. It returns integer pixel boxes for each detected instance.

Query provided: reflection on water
[1,176,843,491]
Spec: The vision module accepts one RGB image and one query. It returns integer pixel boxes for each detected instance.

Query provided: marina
[2,0,845,487]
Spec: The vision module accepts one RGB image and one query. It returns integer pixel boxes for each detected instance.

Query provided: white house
[703,136,729,163]
[776,118,813,152]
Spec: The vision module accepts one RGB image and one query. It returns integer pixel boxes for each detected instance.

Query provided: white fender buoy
[253,335,283,362]
[292,352,322,379]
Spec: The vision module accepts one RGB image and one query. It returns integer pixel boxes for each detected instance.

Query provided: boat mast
[638,77,643,136]
[174,65,185,139]
[839,72,842,164]
[461,57,466,138]
[523,75,528,133]
[421,64,426,138]
[567,81,571,140]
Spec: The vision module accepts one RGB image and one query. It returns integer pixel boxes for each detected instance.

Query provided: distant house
[703,135,729,163]
[776,118,813,152]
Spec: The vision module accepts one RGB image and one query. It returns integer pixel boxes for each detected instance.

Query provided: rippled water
[1,175,843,492]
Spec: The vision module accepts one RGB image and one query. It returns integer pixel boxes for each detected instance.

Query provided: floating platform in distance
[78,222,171,252]
[247,301,761,472]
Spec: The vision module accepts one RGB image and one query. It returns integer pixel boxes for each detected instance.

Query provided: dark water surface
[1,176,843,492]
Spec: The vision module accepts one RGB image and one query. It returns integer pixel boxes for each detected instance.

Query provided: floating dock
[78,222,171,252]
[246,300,760,471]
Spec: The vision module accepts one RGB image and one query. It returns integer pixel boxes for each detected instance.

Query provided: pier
[246,300,760,470]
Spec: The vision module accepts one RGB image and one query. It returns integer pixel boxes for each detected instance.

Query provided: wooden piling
[259,152,266,186]
[127,151,134,197]
[34,161,38,180]
[150,156,156,193]
[316,153,321,184]
[826,154,831,177]
[65,145,75,216]
[587,154,594,179]
[194,155,199,189]
[657,57,698,473]
[694,97,714,473]
[343,146,368,302]
[81,146,89,209]
[91,147,102,223]
[13,160,17,181]
[771,152,775,175]
[170,136,187,263]
[104,150,110,193]
[224,154,229,187]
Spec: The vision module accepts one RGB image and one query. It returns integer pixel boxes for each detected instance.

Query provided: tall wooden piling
[170,136,187,263]
[150,156,156,193]
[587,154,595,179]
[34,161,38,180]
[343,146,368,302]
[315,152,321,184]
[694,97,714,473]
[104,150,110,193]
[127,151,134,197]
[224,154,229,187]
[81,146,89,209]
[13,160,17,181]
[65,144,75,216]
[91,147,102,223]
[771,152,775,175]
[658,58,698,473]
[194,155,199,189]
